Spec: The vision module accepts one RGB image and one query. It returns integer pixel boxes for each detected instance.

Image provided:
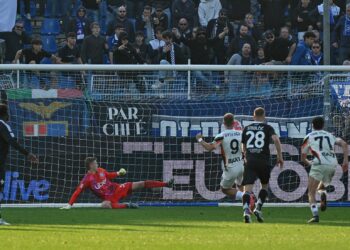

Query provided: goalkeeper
[61,157,173,209]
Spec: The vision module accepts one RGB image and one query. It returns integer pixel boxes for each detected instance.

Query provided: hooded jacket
[198,0,222,27]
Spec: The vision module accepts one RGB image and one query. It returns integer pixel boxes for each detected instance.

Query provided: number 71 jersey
[213,129,243,167]
[301,130,338,166]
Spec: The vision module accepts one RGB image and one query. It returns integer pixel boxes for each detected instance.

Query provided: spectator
[292,0,315,35]
[125,0,144,18]
[17,0,31,20]
[106,0,124,28]
[172,18,192,44]
[57,32,82,64]
[151,5,169,31]
[146,0,172,26]
[68,6,92,46]
[243,13,261,42]
[147,27,165,64]
[198,0,222,28]
[172,0,196,28]
[227,43,254,66]
[13,38,57,64]
[221,0,251,22]
[253,46,267,64]
[152,30,186,89]
[82,0,102,23]
[107,5,135,41]
[228,24,256,58]
[259,0,288,32]
[81,22,108,64]
[310,41,323,65]
[332,3,350,64]
[207,9,235,64]
[0,20,31,63]
[136,5,155,43]
[108,24,125,64]
[291,31,316,65]
[132,31,149,63]
[264,27,296,64]
[311,0,341,32]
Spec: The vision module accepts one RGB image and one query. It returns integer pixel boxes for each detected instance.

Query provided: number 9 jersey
[301,130,338,166]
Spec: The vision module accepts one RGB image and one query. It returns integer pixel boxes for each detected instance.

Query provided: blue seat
[19,0,36,18]
[58,75,76,89]
[41,18,60,35]
[41,35,57,53]
[23,19,33,36]
[44,1,63,17]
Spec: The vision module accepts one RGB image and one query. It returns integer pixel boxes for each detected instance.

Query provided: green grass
[1,207,350,250]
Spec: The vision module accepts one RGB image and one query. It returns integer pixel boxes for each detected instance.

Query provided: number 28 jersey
[213,129,243,167]
[242,122,276,161]
[301,130,338,166]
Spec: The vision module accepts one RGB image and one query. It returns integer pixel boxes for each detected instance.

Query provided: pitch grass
[0,207,350,250]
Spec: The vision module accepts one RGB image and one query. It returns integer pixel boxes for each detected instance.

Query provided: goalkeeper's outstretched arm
[60,183,84,209]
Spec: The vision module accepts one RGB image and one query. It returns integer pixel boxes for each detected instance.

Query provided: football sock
[256,189,268,211]
[242,192,251,211]
[144,180,167,189]
[310,204,318,217]
[235,191,244,201]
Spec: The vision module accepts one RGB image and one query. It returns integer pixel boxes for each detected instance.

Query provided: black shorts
[242,159,271,185]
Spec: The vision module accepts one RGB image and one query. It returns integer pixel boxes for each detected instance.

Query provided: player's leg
[317,165,335,212]
[253,164,271,223]
[0,166,10,225]
[307,176,320,223]
[220,166,244,201]
[131,179,173,191]
[317,182,327,212]
[241,161,257,223]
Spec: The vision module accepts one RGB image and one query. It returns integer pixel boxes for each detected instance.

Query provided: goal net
[0,65,349,207]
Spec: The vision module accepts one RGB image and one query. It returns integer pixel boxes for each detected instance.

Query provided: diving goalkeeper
[61,157,173,209]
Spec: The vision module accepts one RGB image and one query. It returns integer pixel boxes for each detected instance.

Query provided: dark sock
[257,189,268,211]
[242,192,251,211]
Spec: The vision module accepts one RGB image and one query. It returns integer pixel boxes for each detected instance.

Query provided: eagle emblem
[19,102,72,119]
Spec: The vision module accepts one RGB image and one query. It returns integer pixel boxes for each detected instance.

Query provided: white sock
[235,191,244,201]
[310,204,318,217]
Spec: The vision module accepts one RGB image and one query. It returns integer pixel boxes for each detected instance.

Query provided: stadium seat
[58,75,76,89]
[41,35,57,53]
[23,19,33,36]
[19,0,36,18]
[44,1,63,17]
[41,18,60,35]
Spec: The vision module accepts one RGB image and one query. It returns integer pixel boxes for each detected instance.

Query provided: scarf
[311,53,322,65]
[76,18,85,40]
[344,15,350,37]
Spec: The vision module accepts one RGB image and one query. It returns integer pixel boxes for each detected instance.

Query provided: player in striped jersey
[196,113,245,202]
[301,117,348,223]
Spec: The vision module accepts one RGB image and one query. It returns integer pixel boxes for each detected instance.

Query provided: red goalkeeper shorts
[108,182,133,203]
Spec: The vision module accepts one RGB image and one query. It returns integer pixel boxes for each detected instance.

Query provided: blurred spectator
[17,0,30,19]
[221,0,251,22]
[253,46,267,64]
[132,31,149,63]
[312,29,321,43]
[207,9,235,64]
[172,18,192,44]
[228,24,256,58]
[152,30,186,89]
[311,0,341,32]
[136,5,155,43]
[227,43,254,65]
[107,5,135,41]
[198,0,222,28]
[291,31,316,65]
[310,41,323,65]
[113,31,145,92]
[147,27,165,64]
[57,32,82,64]
[108,24,125,64]
[82,0,102,23]
[172,0,196,28]
[106,0,125,26]
[292,0,315,35]
[147,0,172,25]
[13,38,57,64]
[243,13,261,42]
[81,22,108,64]
[259,0,288,32]
[264,27,296,64]
[69,6,92,46]
[332,3,350,64]
[125,0,144,18]
[151,5,169,31]
[0,20,31,63]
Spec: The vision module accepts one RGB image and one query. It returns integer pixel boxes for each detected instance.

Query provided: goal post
[0,64,349,208]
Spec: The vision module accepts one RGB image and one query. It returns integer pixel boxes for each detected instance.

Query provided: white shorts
[220,163,244,189]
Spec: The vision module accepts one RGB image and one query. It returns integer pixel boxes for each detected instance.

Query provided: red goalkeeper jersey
[69,167,120,205]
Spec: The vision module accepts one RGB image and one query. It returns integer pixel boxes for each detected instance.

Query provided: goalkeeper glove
[60,204,72,210]
[118,168,126,176]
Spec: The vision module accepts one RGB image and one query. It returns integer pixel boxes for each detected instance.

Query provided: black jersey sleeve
[241,127,247,144]
[0,122,29,156]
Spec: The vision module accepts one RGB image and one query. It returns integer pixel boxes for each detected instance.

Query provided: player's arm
[272,134,283,168]
[105,168,127,179]
[0,123,38,163]
[301,136,312,167]
[60,178,88,209]
[195,133,221,152]
[335,137,349,172]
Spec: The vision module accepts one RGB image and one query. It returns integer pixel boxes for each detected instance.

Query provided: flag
[23,122,68,137]
[0,0,17,32]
